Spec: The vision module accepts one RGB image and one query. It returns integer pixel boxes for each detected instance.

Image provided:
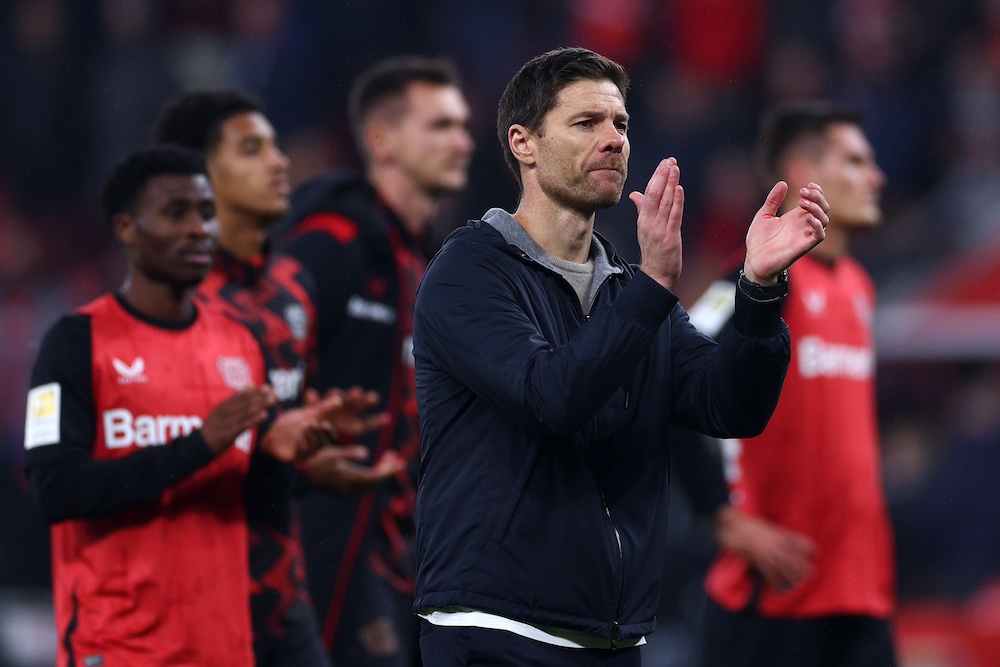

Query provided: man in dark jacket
[412,47,830,666]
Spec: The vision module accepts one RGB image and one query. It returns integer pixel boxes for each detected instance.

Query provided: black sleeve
[24,314,216,523]
[283,223,366,390]
[670,426,731,517]
[670,267,790,515]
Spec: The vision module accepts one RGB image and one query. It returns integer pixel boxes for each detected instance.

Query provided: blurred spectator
[227,0,291,92]
[664,0,767,88]
[569,0,652,68]
[881,413,944,599]
[0,0,87,216]
[83,0,180,195]
[760,40,831,104]
[921,368,1000,599]
[831,0,932,200]
[932,34,1000,250]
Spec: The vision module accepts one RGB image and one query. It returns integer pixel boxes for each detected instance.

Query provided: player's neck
[513,190,595,263]
[216,206,272,261]
[119,274,196,323]
[368,167,437,239]
[811,222,850,263]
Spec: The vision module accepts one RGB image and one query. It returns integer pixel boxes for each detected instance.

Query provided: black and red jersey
[196,245,320,653]
[282,172,425,647]
[198,246,317,411]
[24,294,264,667]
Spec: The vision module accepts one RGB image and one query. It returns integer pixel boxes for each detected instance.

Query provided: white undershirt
[419,608,646,649]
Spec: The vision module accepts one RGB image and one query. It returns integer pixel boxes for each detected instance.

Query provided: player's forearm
[26,433,215,522]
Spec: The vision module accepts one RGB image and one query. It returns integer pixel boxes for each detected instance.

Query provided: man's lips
[589,160,625,174]
[589,165,625,178]
[180,245,216,265]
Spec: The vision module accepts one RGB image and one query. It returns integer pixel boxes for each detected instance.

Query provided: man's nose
[600,123,625,152]
[454,127,475,155]
[871,163,887,189]
[272,146,290,171]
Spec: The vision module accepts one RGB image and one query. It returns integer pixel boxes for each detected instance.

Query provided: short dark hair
[100,145,207,224]
[756,100,864,183]
[497,47,629,184]
[348,55,462,158]
[152,89,264,153]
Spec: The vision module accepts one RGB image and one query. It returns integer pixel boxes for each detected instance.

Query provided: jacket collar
[481,207,624,283]
[213,242,270,287]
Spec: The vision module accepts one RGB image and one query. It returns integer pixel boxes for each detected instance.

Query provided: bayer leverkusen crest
[216,356,253,390]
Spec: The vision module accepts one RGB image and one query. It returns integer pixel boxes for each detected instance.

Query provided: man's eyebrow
[569,109,630,123]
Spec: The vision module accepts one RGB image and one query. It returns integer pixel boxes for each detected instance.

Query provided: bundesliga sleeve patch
[25,382,61,449]
[687,280,737,338]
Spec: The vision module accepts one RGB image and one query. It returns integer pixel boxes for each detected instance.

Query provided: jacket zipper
[602,494,626,649]
[521,243,630,646]
[585,272,618,318]
[593,266,627,648]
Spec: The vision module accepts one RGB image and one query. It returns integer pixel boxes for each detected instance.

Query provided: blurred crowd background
[3,0,1000,665]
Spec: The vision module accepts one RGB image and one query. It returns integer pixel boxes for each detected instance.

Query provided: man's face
[808,123,886,229]
[528,79,630,213]
[123,174,219,288]
[384,82,474,195]
[208,111,291,221]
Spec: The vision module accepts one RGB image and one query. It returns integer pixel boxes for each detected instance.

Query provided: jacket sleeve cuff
[616,271,680,332]
[731,279,786,339]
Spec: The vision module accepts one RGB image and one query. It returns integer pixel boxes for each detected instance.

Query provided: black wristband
[738,269,789,302]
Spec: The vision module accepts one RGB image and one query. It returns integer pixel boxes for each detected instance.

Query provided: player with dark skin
[25,146,390,666]
[111,162,363,461]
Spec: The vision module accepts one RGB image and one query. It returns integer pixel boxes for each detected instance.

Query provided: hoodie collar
[481,207,623,281]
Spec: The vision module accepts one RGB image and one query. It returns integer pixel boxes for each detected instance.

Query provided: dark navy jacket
[412,208,790,644]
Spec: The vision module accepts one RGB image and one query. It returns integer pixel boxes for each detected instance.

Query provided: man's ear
[365,120,393,163]
[508,124,537,169]
[112,212,135,246]
[783,156,813,195]
[205,154,222,185]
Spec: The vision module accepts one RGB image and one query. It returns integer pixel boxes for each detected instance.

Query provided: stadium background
[3,0,1000,664]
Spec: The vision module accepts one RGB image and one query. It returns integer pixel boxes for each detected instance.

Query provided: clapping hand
[743,181,829,285]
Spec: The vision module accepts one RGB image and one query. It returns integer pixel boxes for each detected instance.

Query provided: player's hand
[714,505,816,592]
[629,157,685,291]
[301,446,406,495]
[260,386,390,463]
[260,391,345,463]
[302,386,391,440]
[202,386,276,455]
[260,395,344,463]
[743,181,829,284]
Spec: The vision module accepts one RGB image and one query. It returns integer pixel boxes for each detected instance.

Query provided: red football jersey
[47,295,264,666]
[705,254,895,618]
